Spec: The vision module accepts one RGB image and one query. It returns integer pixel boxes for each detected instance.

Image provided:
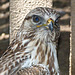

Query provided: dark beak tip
[49,21,53,32]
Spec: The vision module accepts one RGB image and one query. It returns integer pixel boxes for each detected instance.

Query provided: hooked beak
[46,18,54,32]
[36,18,54,32]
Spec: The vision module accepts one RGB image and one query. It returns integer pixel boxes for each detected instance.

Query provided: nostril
[47,21,49,23]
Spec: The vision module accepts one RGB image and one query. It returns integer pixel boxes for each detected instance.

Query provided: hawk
[0,7,60,75]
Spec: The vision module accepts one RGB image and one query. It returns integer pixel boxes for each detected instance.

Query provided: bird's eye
[32,15,40,23]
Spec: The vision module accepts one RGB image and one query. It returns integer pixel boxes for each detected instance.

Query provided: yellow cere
[36,24,47,28]
[47,19,54,25]
[36,18,54,28]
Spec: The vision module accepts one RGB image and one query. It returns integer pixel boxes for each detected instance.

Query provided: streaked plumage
[0,7,60,75]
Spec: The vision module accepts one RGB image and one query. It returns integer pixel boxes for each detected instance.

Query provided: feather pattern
[0,7,60,75]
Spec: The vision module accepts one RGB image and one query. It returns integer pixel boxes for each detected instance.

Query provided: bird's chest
[21,40,47,67]
[22,42,56,65]
[21,39,59,74]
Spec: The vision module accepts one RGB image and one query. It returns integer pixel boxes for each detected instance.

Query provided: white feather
[22,39,30,46]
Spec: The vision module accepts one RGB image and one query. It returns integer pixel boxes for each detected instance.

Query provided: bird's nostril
[47,21,49,23]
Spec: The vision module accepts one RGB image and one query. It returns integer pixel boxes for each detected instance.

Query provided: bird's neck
[24,31,60,74]
[32,31,60,74]
[47,42,59,75]
[19,29,60,74]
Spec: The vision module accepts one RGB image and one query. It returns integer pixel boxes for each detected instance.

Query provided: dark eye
[32,15,40,23]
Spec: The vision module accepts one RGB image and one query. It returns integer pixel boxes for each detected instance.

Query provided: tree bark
[10,0,52,43]
[71,0,75,75]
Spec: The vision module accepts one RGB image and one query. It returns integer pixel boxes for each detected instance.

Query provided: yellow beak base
[36,18,54,28]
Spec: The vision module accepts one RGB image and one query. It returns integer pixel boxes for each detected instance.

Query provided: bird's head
[22,7,60,42]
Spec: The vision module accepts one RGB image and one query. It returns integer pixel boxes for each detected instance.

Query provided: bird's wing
[0,38,31,75]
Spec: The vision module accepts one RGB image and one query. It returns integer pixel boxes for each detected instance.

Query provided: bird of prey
[0,7,60,75]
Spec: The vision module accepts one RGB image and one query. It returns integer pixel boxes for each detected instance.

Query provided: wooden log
[71,0,75,75]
